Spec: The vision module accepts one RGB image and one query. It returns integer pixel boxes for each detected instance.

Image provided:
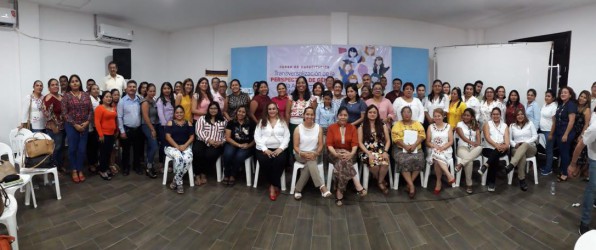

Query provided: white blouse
[464,96,481,120]
[539,102,557,132]
[298,123,320,152]
[425,95,449,117]
[509,121,538,147]
[582,113,596,160]
[21,94,46,130]
[254,118,290,151]
[479,100,505,125]
[484,120,507,149]
[393,97,425,123]
[456,121,478,148]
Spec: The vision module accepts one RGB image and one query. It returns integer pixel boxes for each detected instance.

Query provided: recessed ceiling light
[58,0,91,9]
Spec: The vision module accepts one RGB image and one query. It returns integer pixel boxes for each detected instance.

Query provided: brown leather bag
[0,161,17,183]
[24,133,54,158]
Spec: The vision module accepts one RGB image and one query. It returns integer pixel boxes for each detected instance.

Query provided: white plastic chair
[0,143,37,207]
[252,161,286,191]
[0,194,19,250]
[481,155,509,186]
[393,161,425,190]
[361,162,394,190]
[216,156,255,186]
[454,155,483,187]
[423,158,455,188]
[162,155,195,187]
[326,163,359,189]
[507,156,538,185]
[9,128,33,169]
[290,161,325,194]
[17,133,61,201]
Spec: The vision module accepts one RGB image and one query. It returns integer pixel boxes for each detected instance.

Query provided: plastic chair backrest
[9,128,33,160]
[0,142,15,165]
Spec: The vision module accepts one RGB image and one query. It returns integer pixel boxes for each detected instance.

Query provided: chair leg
[393,172,400,190]
[362,166,369,190]
[162,157,170,185]
[290,164,301,195]
[326,164,333,188]
[245,157,252,187]
[6,215,18,250]
[216,157,222,182]
[281,171,286,191]
[188,165,195,187]
[253,162,260,188]
[52,168,61,200]
[423,162,431,188]
[387,164,394,189]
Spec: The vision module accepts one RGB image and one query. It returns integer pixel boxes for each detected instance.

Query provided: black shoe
[146,168,158,179]
[505,164,515,174]
[99,172,112,181]
[519,179,528,191]
[579,222,590,235]
[478,164,488,175]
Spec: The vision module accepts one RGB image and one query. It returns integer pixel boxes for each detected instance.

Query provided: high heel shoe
[320,185,332,198]
[433,188,441,195]
[448,177,456,185]
[78,172,86,182]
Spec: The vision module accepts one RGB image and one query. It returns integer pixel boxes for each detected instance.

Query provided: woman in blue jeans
[539,90,557,175]
[141,83,159,178]
[550,86,577,182]
[223,106,255,186]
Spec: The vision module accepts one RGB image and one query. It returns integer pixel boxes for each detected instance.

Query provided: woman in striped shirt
[193,102,227,185]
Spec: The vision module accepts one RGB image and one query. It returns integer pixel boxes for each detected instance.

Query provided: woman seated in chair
[194,102,227,186]
[327,107,367,206]
[508,108,538,191]
[293,107,331,200]
[426,108,455,195]
[358,105,391,194]
[254,102,291,201]
[392,106,426,199]
[455,108,482,194]
[164,106,194,194]
[223,106,256,186]
[479,107,510,192]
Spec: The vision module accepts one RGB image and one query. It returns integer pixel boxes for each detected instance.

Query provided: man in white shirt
[210,77,221,96]
[570,112,596,235]
[102,61,127,92]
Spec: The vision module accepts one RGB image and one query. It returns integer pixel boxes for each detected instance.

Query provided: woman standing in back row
[551,87,577,182]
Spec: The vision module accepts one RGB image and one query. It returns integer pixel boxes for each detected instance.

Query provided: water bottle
[550,181,556,195]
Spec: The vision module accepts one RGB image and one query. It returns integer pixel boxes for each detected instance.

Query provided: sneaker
[505,164,515,174]
[487,183,495,192]
[541,170,552,176]
[519,179,528,191]
[478,164,488,175]
[579,222,590,235]
[177,185,184,194]
[146,168,158,179]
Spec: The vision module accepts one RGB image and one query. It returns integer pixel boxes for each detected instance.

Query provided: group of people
[18,62,596,210]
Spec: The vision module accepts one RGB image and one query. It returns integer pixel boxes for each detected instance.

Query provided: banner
[267,45,392,96]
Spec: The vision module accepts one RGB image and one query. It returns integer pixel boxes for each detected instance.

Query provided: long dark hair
[557,86,576,105]
[99,91,111,105]
[260,102,280,128]
[451,87,463,108]
[362,105,385,143]
[204,102,225,124]
[291,76,311,101]
[578,90,591,113]
[234,106,250,124]
[138,81,148,97]
[159,82,174,105]
[312,82,325,97]
[342,84,360,105]
[428,79,444,103]
[195,77,214,103]
[66,74,83,92]
[506,90,521,107]
[462,108,479,130]
[182,78,194,96]
[257,81,269,96]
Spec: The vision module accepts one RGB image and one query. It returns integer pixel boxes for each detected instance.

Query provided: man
[118,80,156,177]
[210,77,221,95]
[474,80,484,101]
[385,78,403,103]
[358,74,372,95]
[103,61,127,92]
[325,76,334,91]
[209,77,225,108]
[59,75,69,94]
[86,79,96,93]
[569,113,596,235]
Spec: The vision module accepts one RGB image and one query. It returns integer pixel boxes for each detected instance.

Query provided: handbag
[0,161,17,183]
[24,154,53,169]
[0,185,9,217]
[24,133,54,158]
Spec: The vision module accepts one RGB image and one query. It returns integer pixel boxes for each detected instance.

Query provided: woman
[479,87,505,125]
[358,105,391,194]
[252,81,259,97]
[496,86,506,104]
[505,90,525,125]
[110,89,121,107]
[480,108,510,192]
[157,82,175,167]
[367,82,396,125]
[20,80,46,132]
[249,81,272,123]
[393,82,424,124]
[95,91,118,180]
[571,90,592,178]
[425,80,448,125]
[223,79,250,121]
[392,106,425,198]
[175,78,194,122]
[194,102,227,185]
[442,82,451,96]
[447,87,467,128]
[508,109,538,191]
[138,81,148,99]
[340,84,366,126]
[293,107,331,199]
[539,90,557,175]
[165,106,195,194]
[87,84,101,174]
[327,107,367,206]
[254,102,290,201]
[61,74,93,183]
[331,80,345,108]
[140,84,160,178]
[592,82,596,109]
[526,89,540,130]
[174,81,183,95]
[455,108,482,194]
[311,82,325,109]
[463,83,480,120]
[223,106,255,185]
[192,77,213,122]
[426,109,455,194]
[360,85,372,101]
[109,88,121,174]
[42,78,65,170]
[551,87,577,182]
[287,76,313,137]
[271,83,289,122]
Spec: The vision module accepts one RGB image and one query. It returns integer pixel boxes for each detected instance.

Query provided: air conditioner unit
[0,7,16,28]
[96,23,133,44]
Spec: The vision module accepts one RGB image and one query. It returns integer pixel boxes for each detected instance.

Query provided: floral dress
[574,107,588,166]
[428,123,452,166]
[359,130,388,167]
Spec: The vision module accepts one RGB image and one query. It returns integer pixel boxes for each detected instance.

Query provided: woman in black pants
[478,107,510,192]
[193,102,227,185]
[254,102,291,201]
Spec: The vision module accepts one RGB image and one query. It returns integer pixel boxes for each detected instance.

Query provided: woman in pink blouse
[61,74,93,183]
[365,82,395,126]
[193,102,227,185]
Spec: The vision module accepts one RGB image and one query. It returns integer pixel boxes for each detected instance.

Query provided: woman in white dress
[426,108,455,194]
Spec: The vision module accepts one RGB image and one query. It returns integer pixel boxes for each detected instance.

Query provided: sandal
[378,183,389,195]
[78,172,86,182]
[222,177,229,185]
[357,188,368,197]
[71,172,80,183]
[466,186,473,194]
[320,185,332,198]
[408,188,416,199]
[557,175,568,182]
[335,198,343,207]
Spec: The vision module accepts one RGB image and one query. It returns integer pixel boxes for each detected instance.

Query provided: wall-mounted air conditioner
[96,23,133,44]
[0,7,16,28]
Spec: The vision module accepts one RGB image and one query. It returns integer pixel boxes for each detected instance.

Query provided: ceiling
[25,0,596,31]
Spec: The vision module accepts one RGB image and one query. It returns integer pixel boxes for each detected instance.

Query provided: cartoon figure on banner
[339,59,355,86]
[362,45,376,73]
[371,56,390,83]
[348,74,358,86]
[342,47,363,65]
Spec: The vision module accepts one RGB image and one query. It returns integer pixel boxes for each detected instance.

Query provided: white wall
[485,3,596,92]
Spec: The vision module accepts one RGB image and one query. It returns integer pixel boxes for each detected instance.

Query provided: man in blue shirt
[117,80,148,176]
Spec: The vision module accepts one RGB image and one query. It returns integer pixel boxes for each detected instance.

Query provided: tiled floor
[9,164,589,250]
